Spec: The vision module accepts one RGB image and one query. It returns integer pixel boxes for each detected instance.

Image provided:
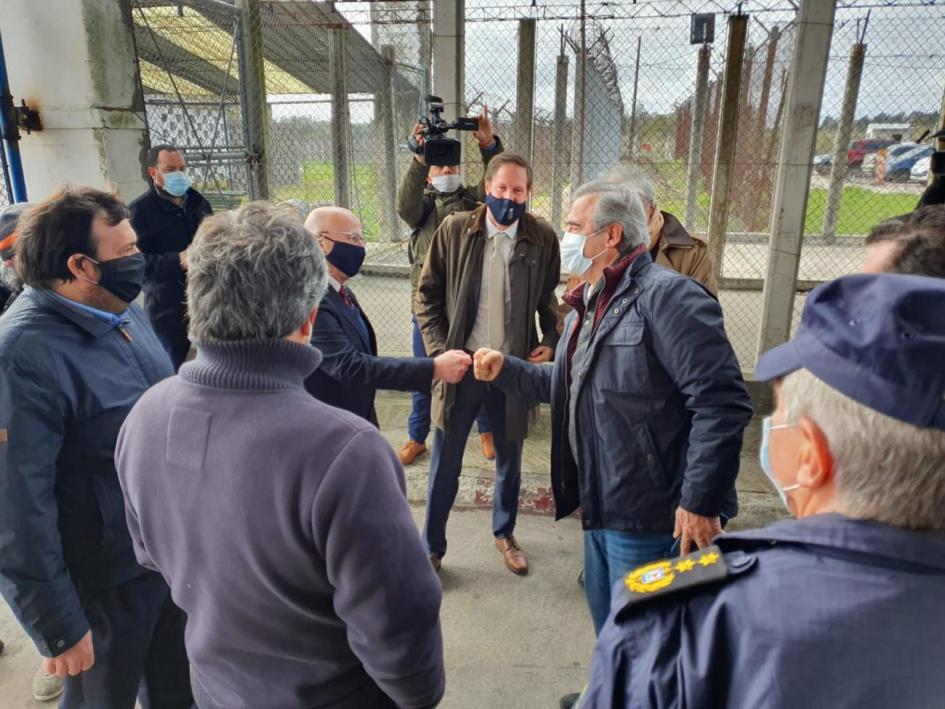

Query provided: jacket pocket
[641,422,671,489]
[90,475,125,548]
[598,322,648,390]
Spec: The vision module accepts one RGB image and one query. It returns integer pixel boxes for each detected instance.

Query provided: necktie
[488,235,507,351]
[339,285,355,309]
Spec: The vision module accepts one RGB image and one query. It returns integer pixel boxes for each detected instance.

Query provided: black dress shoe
[560,692,581,709]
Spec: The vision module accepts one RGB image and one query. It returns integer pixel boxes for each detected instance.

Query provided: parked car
[813,153,832,174]
[886,145,934,182]
[862,142,916,175]
[910,156,931,182]
[848,139,897,168]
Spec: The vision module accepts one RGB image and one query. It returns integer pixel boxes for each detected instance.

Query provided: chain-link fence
[129,0,944,367]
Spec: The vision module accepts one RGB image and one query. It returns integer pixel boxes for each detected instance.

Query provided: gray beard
[1,264,23,295]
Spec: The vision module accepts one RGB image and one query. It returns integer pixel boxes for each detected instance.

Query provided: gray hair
[187,202,328,342]
[606,164,657,208]
[781,369,945,533]
[571,179,648,251]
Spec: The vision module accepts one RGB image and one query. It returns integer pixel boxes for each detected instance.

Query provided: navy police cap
[755,273,945,431]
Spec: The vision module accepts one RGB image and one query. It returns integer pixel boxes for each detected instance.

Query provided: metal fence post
[626,36,642,162]
[330,26,352,209]
[375,45,399,240]
[706,13,749,285]
[236,0,269,200]
[822,41,866,241]
[684,43,711,231]
[515,19,536,163]
[550,45,569,231]
[757,0,837,359]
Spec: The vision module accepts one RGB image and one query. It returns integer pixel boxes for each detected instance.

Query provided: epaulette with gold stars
[614,545,755,621]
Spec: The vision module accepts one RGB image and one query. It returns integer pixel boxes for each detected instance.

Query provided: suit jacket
[305,284,435,425]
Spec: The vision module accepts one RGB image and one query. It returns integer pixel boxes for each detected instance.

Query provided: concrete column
[758,0,837,359]
[1,0,147,201]
[706,14,749,285]
[550,51,569,231]
[432,0,464,123]
[375,45,399,241]
[515,19,536,163]
[330,27,352,208]
[684,43,711,231]
[237,0,270,200]
[626,36,642,162]
[822,42,866,241]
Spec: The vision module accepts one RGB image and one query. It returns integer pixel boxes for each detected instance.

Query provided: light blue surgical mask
[162,171,191,197]
[560,226,608,277]
[759,415,801,513]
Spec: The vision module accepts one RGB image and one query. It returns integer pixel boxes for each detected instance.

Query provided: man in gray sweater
[116,202,445,708]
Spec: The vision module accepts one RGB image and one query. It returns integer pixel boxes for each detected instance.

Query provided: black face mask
[87,253,146,303]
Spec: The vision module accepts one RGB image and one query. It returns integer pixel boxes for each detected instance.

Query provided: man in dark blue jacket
[303,206,471,426]
[473,179,752,641]
[0,186,192,708]
[129,144,213,369]
[580,274,945,709]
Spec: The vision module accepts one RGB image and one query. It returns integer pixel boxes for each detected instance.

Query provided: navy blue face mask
[486,194,526,226]
[324,238,366,278]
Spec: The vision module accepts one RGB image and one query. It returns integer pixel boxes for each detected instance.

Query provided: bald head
[304,206,360,237]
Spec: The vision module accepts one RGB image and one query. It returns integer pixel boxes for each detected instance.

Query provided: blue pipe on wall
[0,31,28,203]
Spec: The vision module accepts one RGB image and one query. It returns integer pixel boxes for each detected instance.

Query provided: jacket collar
[181,339,323,391]
[464,204,543,245]
[652,210,696,252]
[720,513,945,572]
[149,181,190,213]
[30,287,121,339]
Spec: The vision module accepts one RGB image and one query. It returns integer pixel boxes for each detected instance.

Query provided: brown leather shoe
[480,432,496,460]
[429,554,442,573]
[495,536,528,575]
[398,440,427,466]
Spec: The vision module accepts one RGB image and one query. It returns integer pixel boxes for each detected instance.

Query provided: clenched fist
[43,630,94,677]
[432,349,472,384]
[473,348,504,382]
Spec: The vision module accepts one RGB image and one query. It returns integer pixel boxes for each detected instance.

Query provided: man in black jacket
[129,144,212,369]
[303,206,471,426]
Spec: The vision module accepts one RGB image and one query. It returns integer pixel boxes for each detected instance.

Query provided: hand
[179,249,189,272]
[411,122,426,164]
[432,349,472,384]
[673,508,722,556]
[473,106,495,149]
[43,630,94,677]
[473,348,504,381]
[527,345,553,363]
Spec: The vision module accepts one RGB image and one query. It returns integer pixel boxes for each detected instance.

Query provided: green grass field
[215,159,922,240]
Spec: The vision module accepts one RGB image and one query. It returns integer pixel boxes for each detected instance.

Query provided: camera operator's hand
[474,106,495,150]
[411,122,426,164]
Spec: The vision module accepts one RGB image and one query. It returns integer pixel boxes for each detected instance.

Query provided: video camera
[407,95,479,166]
[918,129,945,208]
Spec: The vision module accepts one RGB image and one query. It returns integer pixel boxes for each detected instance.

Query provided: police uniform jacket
[583,513,945,708]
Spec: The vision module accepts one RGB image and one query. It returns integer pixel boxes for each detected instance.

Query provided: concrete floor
[0,507,596,709]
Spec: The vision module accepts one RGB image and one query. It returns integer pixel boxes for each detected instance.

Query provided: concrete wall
[2,0,148,202]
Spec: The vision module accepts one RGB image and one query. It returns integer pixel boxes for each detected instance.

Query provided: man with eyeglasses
[303,206,472,425]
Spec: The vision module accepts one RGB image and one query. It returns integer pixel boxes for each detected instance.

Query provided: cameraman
[395,109,504,466]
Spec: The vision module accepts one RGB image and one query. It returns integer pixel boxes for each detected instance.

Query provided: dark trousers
[408,316,489,443]
[423,371,522,557]
[62,572,193,709]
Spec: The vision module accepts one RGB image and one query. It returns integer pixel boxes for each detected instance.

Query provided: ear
[147,166,158,182]
[795,417,835,491]
[66,253,97,282]
[318,237,332,256]
[606,223,624,249]
[484,179,492,195]
[300,306,318,338]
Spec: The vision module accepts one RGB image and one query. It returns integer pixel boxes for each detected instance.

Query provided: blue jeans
[584,529,675,636]
[423,371,522,557]
[408,315,490,443]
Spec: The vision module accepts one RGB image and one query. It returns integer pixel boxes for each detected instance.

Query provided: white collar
[485,213,519,241]
[328,276,343,292]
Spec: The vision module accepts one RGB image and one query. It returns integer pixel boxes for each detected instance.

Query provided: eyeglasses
[319,231,365,246]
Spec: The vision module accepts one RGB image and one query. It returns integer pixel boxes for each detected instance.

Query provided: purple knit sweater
[116,339,444,709]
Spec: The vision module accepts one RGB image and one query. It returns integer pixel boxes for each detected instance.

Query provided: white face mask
[559,227,608,277]
[430,174,462,194]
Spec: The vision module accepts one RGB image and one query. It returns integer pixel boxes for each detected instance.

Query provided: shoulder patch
[614,545,755,621]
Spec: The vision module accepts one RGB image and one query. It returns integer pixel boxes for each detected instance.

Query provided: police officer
[577,273,945,709]
[395,109,503,466]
